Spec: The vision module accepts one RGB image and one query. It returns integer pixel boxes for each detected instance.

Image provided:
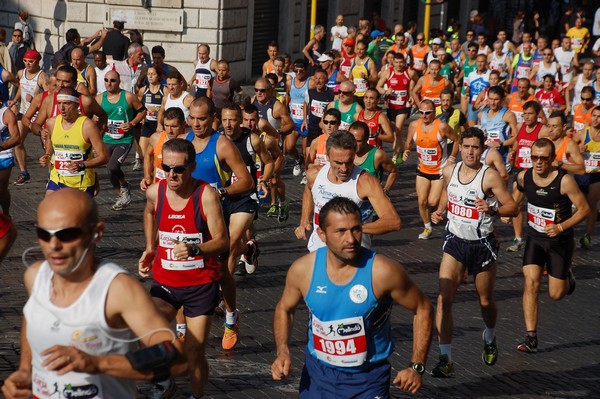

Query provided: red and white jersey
[385,68,411,109]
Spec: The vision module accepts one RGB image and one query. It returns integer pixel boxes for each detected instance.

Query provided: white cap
[317,54,333,62]
[432,38,442,45]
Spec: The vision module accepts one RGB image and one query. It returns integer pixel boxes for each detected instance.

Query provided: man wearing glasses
[307,108,341,166]
[138,138,228,399]
[96,70,146,211]
[286,59,312,179]
[2,188,186,399]
[529,48,562,90]
[458,43,479,116]
[408,33,429,75]
[512,138,588,353]
[8,29,27,73]
[296,130,400,251]
[251,77,293,137]
[327,80,362,130]
[40,87,108,197]
[403,99,457,240]
[572,86,596,132]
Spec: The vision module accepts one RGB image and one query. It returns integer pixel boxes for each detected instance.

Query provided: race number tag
[527,203,555,233]
[290,103,304,119]
[196,73,211,89]
[518,147,532,169]
[448,201,480,225]
[584,152,600,173]
[310,100,328,118]
[54,150,85,176]
[311,315,367,367]
[389,90,407,106]
[158,231,204,270]
[416,146,439,166]
[106,119,125,139]
[353,78,368,93]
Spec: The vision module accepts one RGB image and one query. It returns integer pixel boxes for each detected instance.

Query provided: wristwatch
[409,362,425,375]
[557,161,563,169]
[77,162,86,171]
[217,187,227,199]
[488,205,498,216]
[189,244,202,257]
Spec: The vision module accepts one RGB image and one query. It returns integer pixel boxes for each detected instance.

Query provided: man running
[430,127,518,377]
[513,138,589,353]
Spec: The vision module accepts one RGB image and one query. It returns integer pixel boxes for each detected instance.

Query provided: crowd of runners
[0,7,598,399]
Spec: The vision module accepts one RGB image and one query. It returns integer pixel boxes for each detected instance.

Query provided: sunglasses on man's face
[254,88,267,93]
[104,78,117,83]
[322,120,339,125]
[36,226,85,242]
[162,163,190,174]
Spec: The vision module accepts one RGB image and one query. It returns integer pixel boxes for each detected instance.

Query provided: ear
[316,226,327,244]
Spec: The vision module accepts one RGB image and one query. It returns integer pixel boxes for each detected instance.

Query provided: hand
[402,149,411,162]
[39,154,51,167]
[26,94,33,102]
[295,223,312,240]
[431,209,444,224]
[1,369,32,399]
[485,139,500,149]
[140,177,152,191]
[474,196,490,214]
[173,240,192,260]
[41,345,99,375]
[271,354,291,381]
[393,368,423,394]
[545,223,562,238]
[66,161,82,173]
[138,249,155,278]
[120,122,133,132]
[257,181,269,198]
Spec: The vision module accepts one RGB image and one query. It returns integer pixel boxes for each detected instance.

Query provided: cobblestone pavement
[0,129,599,399]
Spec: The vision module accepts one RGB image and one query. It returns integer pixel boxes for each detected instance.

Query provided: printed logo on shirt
[316,285,327,294]
[63,383,99,399]
[349,284,368,304]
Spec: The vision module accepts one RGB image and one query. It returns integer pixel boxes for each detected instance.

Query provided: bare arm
[359,172,401,234]
[81,118,108,169]
[252,134,274,182]
[217,137,254,196]
[375,149,398,191]
[0,109,21,151]
[295,168,317,240]
[403,121,416,161]
[274,101,294,135]
[558,139,585,175]
[377,113,395,143]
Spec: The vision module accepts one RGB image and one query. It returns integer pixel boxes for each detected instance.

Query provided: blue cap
[370,30,384,38]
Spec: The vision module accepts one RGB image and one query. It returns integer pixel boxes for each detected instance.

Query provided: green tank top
[440,63,452,80]
[461,59,477,95]
[102,90,135,145]
[334,99,358,129]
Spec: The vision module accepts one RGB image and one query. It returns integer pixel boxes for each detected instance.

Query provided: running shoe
[234,261,246,276]
[418,227,432,240]
[516,335,538,353]
[214,300,225,317]
[149,378,177,399]
[132,158,143,171]
[222,311,240,350]
[267,204,278,217]
[580,234,591,249]
[430,354,455,378]
[243,239,259,274]
[567,269,576,295]
[506,238,525,252]
[13,172,30,186]
[392,156,404,165]
[293,160,302,176]
[278,200,289,224]
[482,333,498,366]
[112,184,131,211]
[300,172,307,185]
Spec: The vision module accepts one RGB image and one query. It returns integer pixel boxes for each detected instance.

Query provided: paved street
[0,131,599,399]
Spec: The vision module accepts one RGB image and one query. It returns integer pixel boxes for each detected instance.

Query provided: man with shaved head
[1,188,186,398]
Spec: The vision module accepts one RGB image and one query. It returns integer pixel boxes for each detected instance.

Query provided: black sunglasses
[36,226,84,242]
[163,163,190,174]
[419,110,434,115]
[340,90,354,95]
[254,88,267,93]
[323,120,339,125]
[531,155,550,162]
[104,78,117,83]
[581,97,593,101]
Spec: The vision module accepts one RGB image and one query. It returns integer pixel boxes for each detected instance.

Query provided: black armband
[125,341,177,382]
[516,179,524,192]
[134,104,147,116]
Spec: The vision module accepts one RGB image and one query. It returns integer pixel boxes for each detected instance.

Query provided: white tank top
[95,65,112,94]
[24,261,136,399]
[195,57,216,90]
[19,69,43,114]
[536,61,559,83]
[446,162,497,240]
[308,163,370,251]
[165,91,190,121]
[572,74,593,110]
[489,52,509,75]
[554,47,575,80]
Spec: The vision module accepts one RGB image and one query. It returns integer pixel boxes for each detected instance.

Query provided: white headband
[56,94,79,103]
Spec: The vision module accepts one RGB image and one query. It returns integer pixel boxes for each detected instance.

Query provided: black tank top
[523,169,573,238]
[307,88,335,128]
[252,97,276,120]
[227,128,257,200]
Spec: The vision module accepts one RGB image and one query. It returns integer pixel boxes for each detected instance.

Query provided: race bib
[448,200,480,225]
[310,100,328,118]
[516,66,530,79]
[290,103,304,119]
[106,119,125,139]
[196,73,211,89]
[155,167,166,181]
[584,152,600,173]
[54,150,85,176]
[389,90,407,106]
[353,78,368,93]
[311,315,367,368]
[527,203,555,233]
[518,147,532,169]
[416,146,439,166]
[158,231,204,270]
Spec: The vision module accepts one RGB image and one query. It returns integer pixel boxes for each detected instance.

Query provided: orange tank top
[413,119,447,175]
[315,134,328,165]
[573,104,593,131]
[411,45,429,71]
[421,75,447,106]
[554,137,571,164]
[153,131,168,182]
[507,94,534,124]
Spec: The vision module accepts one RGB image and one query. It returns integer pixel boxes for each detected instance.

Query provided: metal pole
[311,0,317,38]
[424,0,431,43]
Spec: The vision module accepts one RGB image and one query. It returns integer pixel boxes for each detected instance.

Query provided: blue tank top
[326,69,339,90]
[305,247,393,372]
[0,65,8,107]
[480,107,511,170]
[185,131,229,187]
[289,77,310,124]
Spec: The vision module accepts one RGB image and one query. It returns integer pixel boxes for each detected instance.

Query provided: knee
[428,199,439,209]
[548,291,565,301]
[417,196,428,209]
[479,295,495,309]
[436,292,455,312]
[523,276,540,293]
